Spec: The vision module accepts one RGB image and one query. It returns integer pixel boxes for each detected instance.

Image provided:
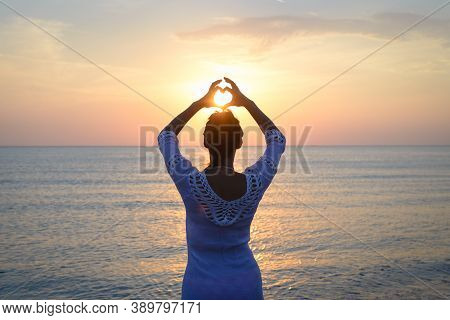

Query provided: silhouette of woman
[158,78,286,299]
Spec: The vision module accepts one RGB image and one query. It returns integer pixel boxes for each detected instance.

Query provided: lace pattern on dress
[158,131,184,175]
[158,130,177,145]
[167,154,184,176]
[265,129,285,144]
[262,156,277,173]
[189,172,262,227]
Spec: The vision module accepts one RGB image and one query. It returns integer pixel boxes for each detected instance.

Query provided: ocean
[0,146,449,299]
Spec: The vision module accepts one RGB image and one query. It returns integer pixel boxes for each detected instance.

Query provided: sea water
[0,146,449,299]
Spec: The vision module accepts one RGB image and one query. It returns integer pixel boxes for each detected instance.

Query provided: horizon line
[1,144,449,148]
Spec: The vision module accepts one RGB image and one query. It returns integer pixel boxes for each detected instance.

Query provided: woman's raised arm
[224,78,286,188]
[162,80,222,135]
[223,77,279,134]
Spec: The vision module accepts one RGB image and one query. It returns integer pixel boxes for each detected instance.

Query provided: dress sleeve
[245,129,286,190]
[158,130,195,187]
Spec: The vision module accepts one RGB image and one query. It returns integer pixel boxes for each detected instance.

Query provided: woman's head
[203,110,243,154]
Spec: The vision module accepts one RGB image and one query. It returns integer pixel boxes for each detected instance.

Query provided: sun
[214,90,233,107]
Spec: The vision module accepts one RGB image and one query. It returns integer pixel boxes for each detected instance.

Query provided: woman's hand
[223,77,277,132]
[223,77,252,108]
[163,80,222,135]
[194,79,222,109]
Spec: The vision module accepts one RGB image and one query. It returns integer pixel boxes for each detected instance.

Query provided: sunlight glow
[214,90,233,107]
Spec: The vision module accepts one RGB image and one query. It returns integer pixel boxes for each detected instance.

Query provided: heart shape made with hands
[214,82,233,107]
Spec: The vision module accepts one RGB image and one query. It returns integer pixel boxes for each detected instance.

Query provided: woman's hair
[204,110,243,152]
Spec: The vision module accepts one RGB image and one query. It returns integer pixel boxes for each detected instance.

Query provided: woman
[158,78,286,299]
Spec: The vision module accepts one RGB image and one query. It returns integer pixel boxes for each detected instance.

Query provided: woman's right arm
[224,78,286,188]
[223,77,279,134]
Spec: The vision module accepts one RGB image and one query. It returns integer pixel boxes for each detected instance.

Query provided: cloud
[0,17,68,60]
[177,12,450,52]
[97,0,147,12]
[0,17,74,91]
[0,17,151,94]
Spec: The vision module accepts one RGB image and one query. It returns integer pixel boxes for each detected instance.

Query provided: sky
[0,0,449,146]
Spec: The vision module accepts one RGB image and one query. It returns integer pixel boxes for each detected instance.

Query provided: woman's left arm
[158,80,222,186]
[162,80,221,135]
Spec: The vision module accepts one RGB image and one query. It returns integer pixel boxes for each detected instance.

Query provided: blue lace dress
[158,129,286,300]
